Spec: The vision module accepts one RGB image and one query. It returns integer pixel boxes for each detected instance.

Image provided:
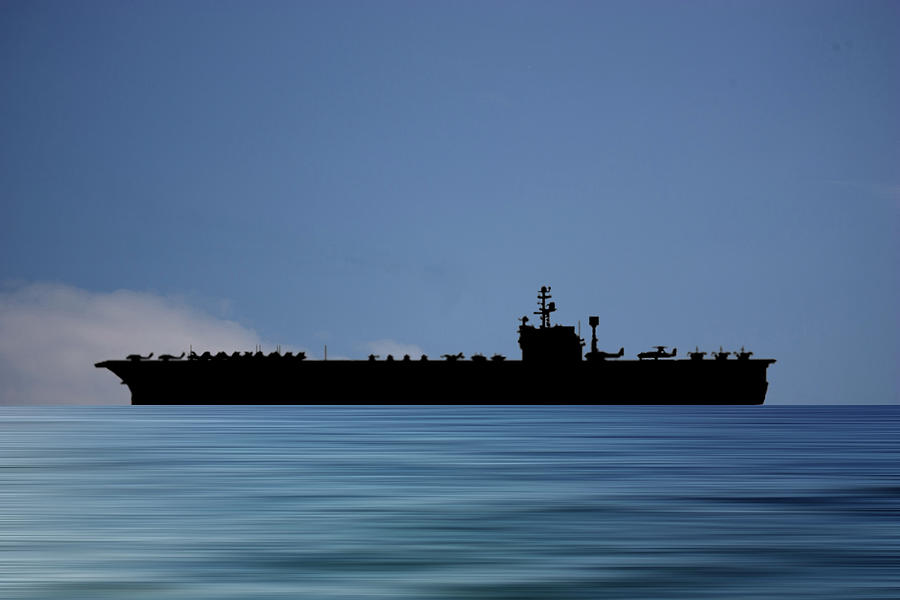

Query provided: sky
[1,0,897,405]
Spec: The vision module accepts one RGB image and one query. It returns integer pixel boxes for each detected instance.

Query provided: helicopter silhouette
[637,346,677,360]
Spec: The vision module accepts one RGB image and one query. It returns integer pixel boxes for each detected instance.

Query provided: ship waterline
[96,358,774,405]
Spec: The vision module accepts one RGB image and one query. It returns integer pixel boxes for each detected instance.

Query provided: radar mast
[534,285,556,329]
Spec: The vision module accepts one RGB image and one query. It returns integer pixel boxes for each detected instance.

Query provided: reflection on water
[1,406,898,599]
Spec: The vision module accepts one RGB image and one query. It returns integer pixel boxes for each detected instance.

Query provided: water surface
[1,406,897,599]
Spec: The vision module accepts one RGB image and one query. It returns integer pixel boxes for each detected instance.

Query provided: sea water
[0,406,897,599]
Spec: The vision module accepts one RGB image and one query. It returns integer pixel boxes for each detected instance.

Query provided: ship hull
[95,359,775,405]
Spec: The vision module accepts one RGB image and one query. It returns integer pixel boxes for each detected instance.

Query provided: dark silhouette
[637,346,677,360]
[688,347,707,361]
[584,316,625,361]
[586,347,624,361]
[95,286,775,405]
[517,286,583,362]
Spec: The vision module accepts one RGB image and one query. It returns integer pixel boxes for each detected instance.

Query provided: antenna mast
[534,285,556,329]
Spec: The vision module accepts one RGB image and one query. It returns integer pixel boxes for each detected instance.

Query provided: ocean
[0,406,897,599]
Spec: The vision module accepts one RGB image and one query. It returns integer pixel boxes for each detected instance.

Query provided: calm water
[0,406,897,599]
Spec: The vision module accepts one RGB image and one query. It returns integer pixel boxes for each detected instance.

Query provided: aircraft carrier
[95,286,775,404]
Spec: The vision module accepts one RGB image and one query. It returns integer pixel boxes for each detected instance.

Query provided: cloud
[0,283,272,405]
[362,339,426,360]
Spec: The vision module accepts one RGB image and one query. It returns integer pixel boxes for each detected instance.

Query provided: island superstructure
[96,286,775,404]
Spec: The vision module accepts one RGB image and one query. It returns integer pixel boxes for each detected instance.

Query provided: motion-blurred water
[1,406,897,599]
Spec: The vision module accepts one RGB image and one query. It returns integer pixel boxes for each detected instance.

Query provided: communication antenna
[534,285,556,329]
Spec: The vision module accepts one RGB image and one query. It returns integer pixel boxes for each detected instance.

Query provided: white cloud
[0,283,274,405]
[362,339,426,360]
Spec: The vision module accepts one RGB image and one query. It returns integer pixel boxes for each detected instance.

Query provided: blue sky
[1,0,897,404]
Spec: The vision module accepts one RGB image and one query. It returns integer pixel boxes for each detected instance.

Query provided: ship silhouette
[96,286,775,404]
